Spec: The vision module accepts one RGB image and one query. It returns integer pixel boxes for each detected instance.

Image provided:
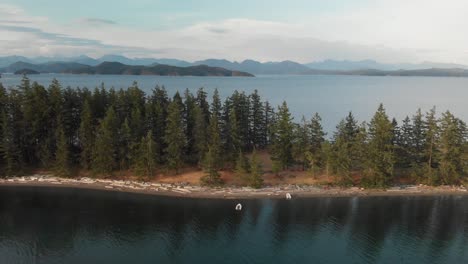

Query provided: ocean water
[1,186,468,264]
[1,74,467,132]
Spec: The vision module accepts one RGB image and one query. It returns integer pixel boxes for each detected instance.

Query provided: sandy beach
[1,174,468,199]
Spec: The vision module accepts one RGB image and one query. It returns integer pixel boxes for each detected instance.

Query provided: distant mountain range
[0,55,193,68]
[0,55,310,74]
[1,55,468,77]
[190,59,310,74]
[1,61,253,77]
[305,59,468,71]
[303,68,468,77]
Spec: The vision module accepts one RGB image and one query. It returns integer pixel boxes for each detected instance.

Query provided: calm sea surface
[1,186,468,264]
[1,74,467,132]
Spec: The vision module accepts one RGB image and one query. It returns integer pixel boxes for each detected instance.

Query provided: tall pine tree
[54,123,71,177]
[364,104,395,187]
[270,101,294,171]
[79,99,94,170]
[248,149,264,188]
[91,107,118,175]
[164,100,186,174]
[134,131,158,178]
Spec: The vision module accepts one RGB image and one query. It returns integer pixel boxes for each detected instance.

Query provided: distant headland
[2,61,254,77]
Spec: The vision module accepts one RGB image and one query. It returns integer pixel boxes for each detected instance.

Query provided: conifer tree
[130,107,144,140]
[437,111,466,184]
[238,92,251,150]
[196,88,210,124]
[264,101,275,146]
[183,89,197,163]
[211,88,222,122]
[92,107,118,175]
[221,97,233,149]
[332,120,352,182]
[118,118,133,173]
[412,109,426,164]
[134,131,157,177]
[200,147,223,186]
[164,100,186,174]
[229,91,251,150]
[18,75,30,93]
[39,79,62,167]
[293,117,311,170]
[270,101,294,170]
[211,89,224,157]
[23,82,49,165]
[207,110,223,167]
[365,104,395,187]
[54,124,71,177]
[79,99,94,169]
[61,88,82,161]
[320,141,333,177]
[397,116,413,168]
[424,107,438,176]
[250,90,265,148]
[234,150,250,183]
[192,105,207,164]
[0,109,21,176]
[228,108,242,161]
[149,86,169,162]
[127,82,146,117]
[343,112,359,141]
[309,113,326,170]
[341,112,366,170]
[353,122,368,170]
[172,91,184,110]
[310,113,326,150]
[391,118,399,146]
[332,115,366,182]
[249,149,264,188]
[4,89,24,173]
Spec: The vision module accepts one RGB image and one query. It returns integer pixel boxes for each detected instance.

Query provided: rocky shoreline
[1,174,468,199]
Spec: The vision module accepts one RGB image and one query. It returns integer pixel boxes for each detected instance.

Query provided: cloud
[1,1,468,64]
[0,19,162,57]
[0,20,31,24]
[79,18,117,26]
[206,27,229,34]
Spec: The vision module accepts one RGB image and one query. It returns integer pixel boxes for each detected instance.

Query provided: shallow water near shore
[1,186,468,263]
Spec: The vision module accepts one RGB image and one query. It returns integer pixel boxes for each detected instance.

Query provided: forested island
[14,69,40,75]
[0,77,467,190]
[1,61,254,77]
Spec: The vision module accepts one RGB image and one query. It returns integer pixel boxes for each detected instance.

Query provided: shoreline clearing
[1,175,468,199]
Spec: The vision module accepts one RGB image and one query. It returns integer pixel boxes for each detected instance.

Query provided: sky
[0,0,467,64]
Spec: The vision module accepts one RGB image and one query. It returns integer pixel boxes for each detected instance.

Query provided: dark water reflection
[1,187,468,263]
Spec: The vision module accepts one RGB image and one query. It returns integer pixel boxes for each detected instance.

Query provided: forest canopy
[0,77,467,187]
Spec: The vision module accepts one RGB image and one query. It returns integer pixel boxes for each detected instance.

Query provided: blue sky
[0,0,467,64]
[7,0,369,29]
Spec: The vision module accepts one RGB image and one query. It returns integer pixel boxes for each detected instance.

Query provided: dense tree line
[0,77,467,188]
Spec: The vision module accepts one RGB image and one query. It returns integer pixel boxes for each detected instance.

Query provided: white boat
[235,203,242,211]
[286,193,292,200]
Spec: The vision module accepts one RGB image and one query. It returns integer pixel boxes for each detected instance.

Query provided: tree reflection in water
[1,186,468,263]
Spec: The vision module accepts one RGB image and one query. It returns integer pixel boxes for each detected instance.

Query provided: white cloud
[1,1,468,64]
